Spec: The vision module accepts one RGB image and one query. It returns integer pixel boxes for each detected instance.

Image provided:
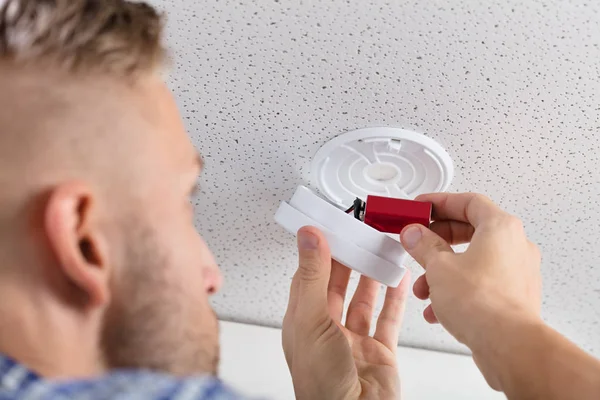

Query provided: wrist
[468,309,546,393]
[456,291,541,351]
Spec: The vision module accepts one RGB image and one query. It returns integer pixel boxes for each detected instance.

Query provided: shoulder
[14,371,247,400]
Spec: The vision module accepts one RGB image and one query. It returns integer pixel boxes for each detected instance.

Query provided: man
[0,1,598,399]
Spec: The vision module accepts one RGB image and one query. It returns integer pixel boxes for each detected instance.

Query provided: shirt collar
[0,354,40,393]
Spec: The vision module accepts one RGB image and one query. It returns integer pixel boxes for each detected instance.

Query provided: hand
[399,193,542,388]
[282,226,410,400]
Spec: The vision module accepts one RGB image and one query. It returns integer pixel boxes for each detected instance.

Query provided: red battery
[363,195,432,234]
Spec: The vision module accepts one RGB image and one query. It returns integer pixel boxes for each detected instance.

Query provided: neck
[0,269,105,379]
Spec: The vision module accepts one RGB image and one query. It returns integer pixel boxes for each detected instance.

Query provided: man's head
[0,0,222,377]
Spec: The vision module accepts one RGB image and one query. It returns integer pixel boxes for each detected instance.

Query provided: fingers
[429,220,475,245]
[415,192,504,228]
[423,304,439,324]
[400,224,454,269]
[345,275,380,335]
[288,227,333,329]
[373,271,411,351]
[327,260,351,323]
[413,273,429,300]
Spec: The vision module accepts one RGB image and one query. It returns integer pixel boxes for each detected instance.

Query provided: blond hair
[0,0,165,75]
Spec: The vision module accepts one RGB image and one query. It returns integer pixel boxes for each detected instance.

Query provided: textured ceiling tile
[153,0,600,356]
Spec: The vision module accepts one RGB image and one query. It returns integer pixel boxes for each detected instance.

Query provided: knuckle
[347,313,371,333]
[377,314,400,326]
[350,299,375,314]
[469,193,495,211]
[354,316,371,333]
[472,192,492,204]
[311,314,337,340]
[296,262,322,283]
[486,214,524,233]
[469,193,506,218]
[327,281,347,297]
[430,238,449,252]
[506,215,525,232]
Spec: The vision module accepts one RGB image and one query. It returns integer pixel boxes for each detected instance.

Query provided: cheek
[161,211,220,294]
[174,223,220,292]
[176,229,207,283]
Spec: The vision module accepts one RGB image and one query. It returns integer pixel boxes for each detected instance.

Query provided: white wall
[219,321,505,399]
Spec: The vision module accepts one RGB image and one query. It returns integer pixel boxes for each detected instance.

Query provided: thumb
[400,224,454,269]
[292,226,331,323]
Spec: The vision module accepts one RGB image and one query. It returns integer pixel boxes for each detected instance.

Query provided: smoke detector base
[311,127,454,208]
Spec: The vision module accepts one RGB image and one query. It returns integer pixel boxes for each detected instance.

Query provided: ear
[44,182,111,309]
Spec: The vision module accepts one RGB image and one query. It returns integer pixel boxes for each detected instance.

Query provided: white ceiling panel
[155,0,600,355]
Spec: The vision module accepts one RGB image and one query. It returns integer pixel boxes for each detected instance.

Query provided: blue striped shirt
[0,354,249,400]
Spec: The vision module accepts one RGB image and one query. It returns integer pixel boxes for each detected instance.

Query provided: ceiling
[155,0,600,356]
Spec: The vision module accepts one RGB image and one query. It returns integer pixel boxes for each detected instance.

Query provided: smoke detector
[274,128,454,287]
[311,127,454,208]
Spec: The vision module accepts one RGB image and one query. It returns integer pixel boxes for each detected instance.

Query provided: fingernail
[402,226,422,249]
[298,231,319,250]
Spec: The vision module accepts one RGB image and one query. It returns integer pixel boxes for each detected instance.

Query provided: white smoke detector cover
[312,127,454,207]
[274,185,407,287]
